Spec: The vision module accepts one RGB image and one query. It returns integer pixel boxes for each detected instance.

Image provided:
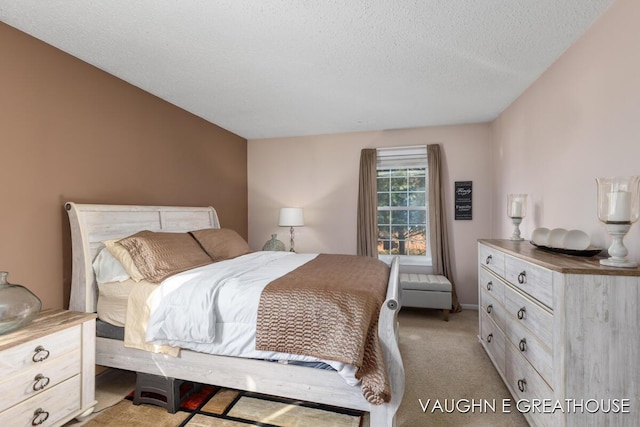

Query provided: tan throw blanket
[255,254,391,404]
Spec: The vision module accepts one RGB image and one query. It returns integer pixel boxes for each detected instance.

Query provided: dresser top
[479,239,640,276]
[0,309,96,351]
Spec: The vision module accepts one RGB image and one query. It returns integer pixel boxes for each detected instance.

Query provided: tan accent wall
[0,23,247,310]
[492,0,640,261]
[248,125,493,306]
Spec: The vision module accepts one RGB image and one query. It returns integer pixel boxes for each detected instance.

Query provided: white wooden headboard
[65,202,220,313]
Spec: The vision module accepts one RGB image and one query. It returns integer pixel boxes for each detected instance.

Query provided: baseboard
[460,304,479,310]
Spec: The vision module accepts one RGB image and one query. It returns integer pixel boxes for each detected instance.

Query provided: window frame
[376,146,431,267]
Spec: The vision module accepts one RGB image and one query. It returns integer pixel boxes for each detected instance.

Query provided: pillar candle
[608,191,631,222]
[511,200,523,217]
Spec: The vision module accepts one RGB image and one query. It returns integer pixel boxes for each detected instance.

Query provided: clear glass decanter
[0,271,42,335]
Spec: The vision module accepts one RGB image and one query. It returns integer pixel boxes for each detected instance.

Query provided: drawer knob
[33,374,51,391]
[486,304,493,314]
[32,346,50,363]
[517,307,526,320]
[32,408,49,426]
[519,338,527,352]
[486,281,493,291]
[517,271,527,284]
[487,333,493,343]
[517,379,527,392]
[485,255,492,265]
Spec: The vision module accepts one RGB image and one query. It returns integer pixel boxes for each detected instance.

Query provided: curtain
[357,149,378,257]
[428,144,462,312]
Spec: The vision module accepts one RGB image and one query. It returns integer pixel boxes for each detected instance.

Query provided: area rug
[83,383,363,427]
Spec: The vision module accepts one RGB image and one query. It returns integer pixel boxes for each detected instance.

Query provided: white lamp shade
[278,208,304,227]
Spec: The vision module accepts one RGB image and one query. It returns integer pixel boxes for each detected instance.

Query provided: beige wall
[248,125,493,306]
[0,23,248,310]
[492,0,640,261]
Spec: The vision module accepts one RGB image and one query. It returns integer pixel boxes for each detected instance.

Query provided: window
[376,146,430,265]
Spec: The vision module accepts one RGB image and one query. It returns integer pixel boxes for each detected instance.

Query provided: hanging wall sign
[455,181,473,220]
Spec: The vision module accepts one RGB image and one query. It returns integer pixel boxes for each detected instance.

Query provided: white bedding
[132,251,359,385]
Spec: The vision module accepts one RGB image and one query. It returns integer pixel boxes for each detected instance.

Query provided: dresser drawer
[480,311,506,375]
[480,287,506,332]
[0,375,81,427]
[479,244,505,277]
[505,315,552,386]
[506,344,555,427]
[0,326,80,378]
[504,285,553,348]
[505,255,553,309]
[0,348,81,411]
[479,267,505,304]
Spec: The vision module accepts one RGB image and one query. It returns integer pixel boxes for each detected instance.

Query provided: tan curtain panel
[357,149,378,258]
[428,144,462,312]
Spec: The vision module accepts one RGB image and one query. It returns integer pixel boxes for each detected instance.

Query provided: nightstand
[0,309,97,426]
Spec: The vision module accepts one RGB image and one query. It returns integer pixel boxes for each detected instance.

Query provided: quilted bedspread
[255,253,391,404]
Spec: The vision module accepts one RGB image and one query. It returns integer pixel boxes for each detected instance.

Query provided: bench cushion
[400,273,452,292]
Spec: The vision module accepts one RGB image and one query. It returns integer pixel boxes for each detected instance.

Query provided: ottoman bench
[400,273,452,321]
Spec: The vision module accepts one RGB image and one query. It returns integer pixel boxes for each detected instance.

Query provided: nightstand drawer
[0,375,81,427]
[504,284,553,348]
[0,348,81,411]
[0,325,80,378]
[505,255,553,309]
[479,245,505,277]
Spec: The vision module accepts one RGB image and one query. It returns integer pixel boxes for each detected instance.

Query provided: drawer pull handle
[33,374,51,391]
[485,255,492,265]
[32,408,49,426]
[519,338,527,352]
[33,346,50,363]
[486,281,493,291]
[487,333,493,343]
[486,304,493,314]
[517,307,526,320]
[517,379,527,392]
[518,271,527,284]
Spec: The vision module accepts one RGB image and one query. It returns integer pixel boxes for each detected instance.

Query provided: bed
[65,202,404,426]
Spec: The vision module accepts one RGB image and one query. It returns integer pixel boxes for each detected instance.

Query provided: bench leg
[443,309,449,321]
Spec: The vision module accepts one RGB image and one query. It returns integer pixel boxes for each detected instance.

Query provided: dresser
[478,239,639,427]
[0,309,96,427]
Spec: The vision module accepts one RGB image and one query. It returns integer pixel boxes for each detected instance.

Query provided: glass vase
[262,234,285,251]
[0,271,42,335]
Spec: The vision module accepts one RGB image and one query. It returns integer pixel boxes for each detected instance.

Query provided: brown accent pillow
[118,231,213,283]
[189,228,253,262]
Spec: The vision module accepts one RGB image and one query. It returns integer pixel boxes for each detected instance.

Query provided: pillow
[103,239,146,282]
[92,247,130,284]
[118,230,213,283]
[189,228,253,262]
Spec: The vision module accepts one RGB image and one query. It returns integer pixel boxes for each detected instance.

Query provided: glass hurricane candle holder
[596,176,640,267]
[507,194,528,241]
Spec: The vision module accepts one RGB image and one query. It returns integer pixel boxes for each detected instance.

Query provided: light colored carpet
[67,308,528,427]
[392,308,528,427]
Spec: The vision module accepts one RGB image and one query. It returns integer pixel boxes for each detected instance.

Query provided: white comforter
[144,251,358,384]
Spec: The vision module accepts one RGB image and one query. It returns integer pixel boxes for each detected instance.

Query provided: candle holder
[507,194,528,241]
[596,176,640,267]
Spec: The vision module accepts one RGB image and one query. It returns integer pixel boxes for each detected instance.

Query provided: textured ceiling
[0,1,614,139]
